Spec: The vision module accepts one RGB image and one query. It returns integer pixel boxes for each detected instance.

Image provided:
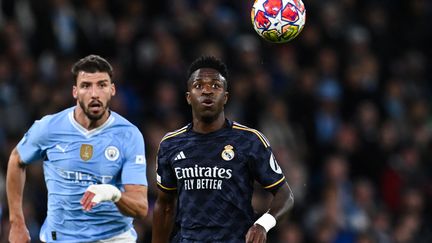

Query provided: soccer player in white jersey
[6,55,148,243]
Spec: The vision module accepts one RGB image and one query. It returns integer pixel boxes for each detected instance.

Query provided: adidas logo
[174,151,186,161]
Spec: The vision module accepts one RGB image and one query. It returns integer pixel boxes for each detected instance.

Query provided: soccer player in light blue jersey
[6,55,148,243]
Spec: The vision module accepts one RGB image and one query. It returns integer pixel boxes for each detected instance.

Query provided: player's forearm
[6,148,27,224]
[268,182,294,219]
[252,183,294,235]
[116,187,148,219]
[152,196,176,243]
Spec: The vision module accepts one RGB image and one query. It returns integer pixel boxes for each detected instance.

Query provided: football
[251,0,306,43]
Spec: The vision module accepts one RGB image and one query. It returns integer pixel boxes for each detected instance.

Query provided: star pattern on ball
[267,7,284,34]
[251,0,306,43]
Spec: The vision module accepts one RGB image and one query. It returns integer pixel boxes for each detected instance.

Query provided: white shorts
[41,228,136,243]
[91,229,136,243]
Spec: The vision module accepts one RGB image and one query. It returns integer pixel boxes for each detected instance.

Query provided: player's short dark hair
[71,54,113,83]
[187,56,228,80]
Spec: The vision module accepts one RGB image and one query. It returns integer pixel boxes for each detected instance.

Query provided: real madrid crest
[80,144,93,161]
[221,145,235,161]
[105,146,120,161]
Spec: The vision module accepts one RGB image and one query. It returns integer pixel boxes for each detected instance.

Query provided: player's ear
[111,83,116,96]
[186,92,191,105]
[72,85,78,99]
[224,91,228,105]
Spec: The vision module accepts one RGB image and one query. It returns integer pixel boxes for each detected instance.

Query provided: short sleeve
[120,127,148,186]
[16,119,49,164]
[250,141,286,191]
[156,141,177,192]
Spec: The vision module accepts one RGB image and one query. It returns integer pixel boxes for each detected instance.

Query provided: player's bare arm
[245,182,294,243]
[152,190,177,243]
[81,184,148,219]
[115,185,148,219]
[268,182,295,219]
[6,148,31,243]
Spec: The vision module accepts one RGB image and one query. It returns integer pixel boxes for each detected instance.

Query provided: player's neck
[192,113,226,134]
[74,107,109,130]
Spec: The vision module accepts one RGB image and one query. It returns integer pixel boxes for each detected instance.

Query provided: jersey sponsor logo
[221,145,235,161]
[269,153,282,174]
[174,151,186,161]
[56,168,113,184]
[80,144,93,161]
[175,165,233,179]
[174,165,232,190]
[105,146,120,161]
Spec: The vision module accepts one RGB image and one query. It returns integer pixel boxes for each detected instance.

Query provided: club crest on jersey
[105,146,120,161]
[80,144,93,161]
[221,145,235,161]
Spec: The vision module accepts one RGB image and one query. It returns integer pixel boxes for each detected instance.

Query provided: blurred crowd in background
[0,0,431,242]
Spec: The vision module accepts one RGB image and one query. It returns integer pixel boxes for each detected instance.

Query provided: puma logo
[55,144,67,153]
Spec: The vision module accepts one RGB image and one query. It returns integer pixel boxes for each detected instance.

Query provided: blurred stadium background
[0,0,431,242]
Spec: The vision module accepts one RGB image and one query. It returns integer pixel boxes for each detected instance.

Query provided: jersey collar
[187,119,233,134]
[68,109,115,138]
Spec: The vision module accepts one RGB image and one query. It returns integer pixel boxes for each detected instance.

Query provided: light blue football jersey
[17,106,147,243]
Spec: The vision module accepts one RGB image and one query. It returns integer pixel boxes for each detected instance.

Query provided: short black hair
[187,56,228,80]
[71,54,113,83]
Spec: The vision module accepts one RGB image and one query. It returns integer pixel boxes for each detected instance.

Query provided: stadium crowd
[0,0,431,242]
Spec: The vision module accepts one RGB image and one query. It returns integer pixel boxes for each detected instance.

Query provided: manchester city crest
[221,145,235,161]
[105,146,120,161]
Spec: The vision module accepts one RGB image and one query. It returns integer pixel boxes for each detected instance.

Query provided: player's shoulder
[35,107,73,126]
[24,108,73,141]
[110,111,139,130]
[157,125,189,156]
[231,121,271,148]
[160,124,189,144]
[109,111,144,139]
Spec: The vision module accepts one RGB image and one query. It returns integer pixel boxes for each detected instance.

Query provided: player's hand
[80,184,122,211]
[245,224,267,243]
[9,221,31,243]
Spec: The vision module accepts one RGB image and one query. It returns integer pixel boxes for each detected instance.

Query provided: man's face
[186,68,228,123]
[73,71,115,121]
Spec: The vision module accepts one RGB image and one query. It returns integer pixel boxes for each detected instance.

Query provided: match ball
[251,0,306,43]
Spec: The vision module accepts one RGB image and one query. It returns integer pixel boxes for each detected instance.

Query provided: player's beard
[79,99,111,121]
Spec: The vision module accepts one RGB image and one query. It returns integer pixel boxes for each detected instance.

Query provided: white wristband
[254,213,276,232]
[86,184,122,203]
